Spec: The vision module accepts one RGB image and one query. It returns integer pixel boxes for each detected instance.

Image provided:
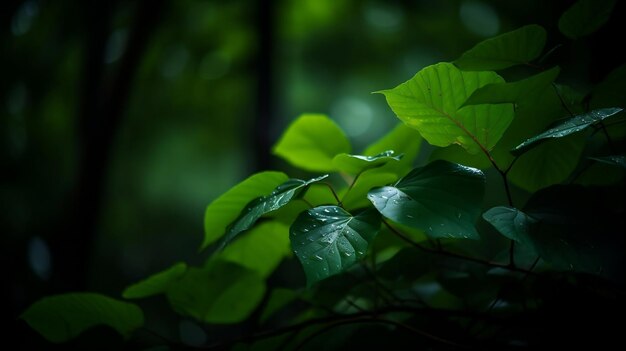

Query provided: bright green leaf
[122,263,187,299]
[213,221,290,278]
[202,171,288,250]
[589,155,626,169]
[454,24,547,71]
[367,160,485,239]
[220,174,328,249]
[463,67,560,106]
[512,108,622,155]
[290,206,381,286]
[559,0,616,39]
[166,261,265,324]
[21,293,144,343]
[273,114,351,172]
[482,207,537,251]
[378,62,514,154]
[332,150,402,175]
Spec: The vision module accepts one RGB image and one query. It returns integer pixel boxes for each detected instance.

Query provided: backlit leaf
[379,62,513,154]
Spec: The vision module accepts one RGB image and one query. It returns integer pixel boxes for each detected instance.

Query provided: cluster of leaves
[21,1,625,349]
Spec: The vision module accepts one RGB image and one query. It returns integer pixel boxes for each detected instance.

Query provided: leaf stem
[340,170,363,203]
[552,82,575,118]
[598,121,616,153]
[320,182,342,206]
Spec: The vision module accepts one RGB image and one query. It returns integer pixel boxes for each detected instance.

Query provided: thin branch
[552,82,575,118]
[382,219,536,275]
[340,170,363,203]
[319,182,342,206]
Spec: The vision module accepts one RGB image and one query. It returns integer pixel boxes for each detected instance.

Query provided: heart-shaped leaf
[220,174,328,249]
[290,206,381,286]
[368,160,485,239]
[482,207,538,251]
[512,108,623,155]
[202,171,288,250]
[273,114,351,172]
[21,293,144,343]
[559,0,616,39]
[122,263,187,299]
[378,62,513,154]
[166,261,265,324]
[332,150,403,175]
[454,24,547,71]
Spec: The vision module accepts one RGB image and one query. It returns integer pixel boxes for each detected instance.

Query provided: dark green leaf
[463,67,560,106]
[21,293,144,343]
[220,174,328,249]
[122,263,187,299]
[482,207,537,251]
[332,150,402,175]
[378,63,513,154]
[166,261,265,324]
[290,206,381,286]
[508,134,586,192]
[202,171,288,250]
[273,114,351,172]
[213,221,290,278]
[363,123,423,176]
[454,24,547,71]
[589,155,626,169]
[512,108,622,155]
[521,185,624,279]
[367,160,485,239]
[559,0,616,39]
[260,288,298,323]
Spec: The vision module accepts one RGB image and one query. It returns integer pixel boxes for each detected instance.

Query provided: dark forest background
[2,0,624,348]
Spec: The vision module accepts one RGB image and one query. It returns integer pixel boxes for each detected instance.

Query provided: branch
[382,220,536,276]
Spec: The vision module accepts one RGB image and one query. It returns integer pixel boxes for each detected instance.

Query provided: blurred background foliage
[2,0,624,347]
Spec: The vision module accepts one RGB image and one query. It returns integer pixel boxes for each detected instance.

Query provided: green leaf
[363,123,423,176]
[332,150,402,175]
[482,207,537,250]
[589,155,626,169]
[220,174,328,249]
[166,261,266,324]
[273,114,351,172]
[122,263,187,299]
[522,185,624,279]
[559,0,616,39]
[454,24,547,71]
[202,171,289,250]
[290,206,381,286]
[260,288,298,323]
[508,134,586,192]
[213,221,291,278]
[21,293,144,343]
[378,62,514,154]
[367,160,485,239]
[512,108,623,155]
[462,67,560,106]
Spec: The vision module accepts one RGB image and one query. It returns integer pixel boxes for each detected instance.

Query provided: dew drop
[342,252,352,257]
[406,214,414,219]
[314,255,323,261]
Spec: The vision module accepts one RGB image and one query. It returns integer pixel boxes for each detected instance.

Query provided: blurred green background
[2,0,623,346]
